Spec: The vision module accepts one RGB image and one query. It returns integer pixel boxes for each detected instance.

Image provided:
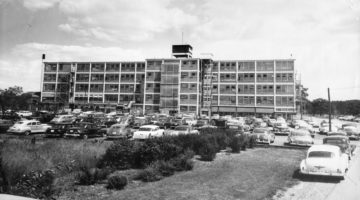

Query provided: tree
[311,98,328,116]
[0,86,23,115]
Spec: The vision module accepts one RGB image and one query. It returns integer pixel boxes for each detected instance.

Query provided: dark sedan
[64,122,106,139]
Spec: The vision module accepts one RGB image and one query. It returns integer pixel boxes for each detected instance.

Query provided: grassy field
[58,147,306,200]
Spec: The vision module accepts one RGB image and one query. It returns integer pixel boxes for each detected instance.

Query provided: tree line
[304,98,360,116]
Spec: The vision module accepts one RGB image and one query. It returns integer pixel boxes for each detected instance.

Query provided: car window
[308,151,334,158]
[31,122,36,126]
[139,127,152,131]
[36,122,41,125]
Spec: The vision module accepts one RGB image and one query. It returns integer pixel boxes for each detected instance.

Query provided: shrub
[198,136,217,161]
[151,160,175,177]
[77,167,111,185]
[248,135,257,148]
[169,149,195,171]
[98,140,134,170]
[132,139,163,168]
[107,175,127,190]
[11,169,57,199]
[229,136,241,153]
[136,165,162,182]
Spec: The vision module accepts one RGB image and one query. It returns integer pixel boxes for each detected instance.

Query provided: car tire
[82,134,88,139]
[24,131,30,136]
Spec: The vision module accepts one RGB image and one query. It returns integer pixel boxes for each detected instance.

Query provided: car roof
[308,144,340,152]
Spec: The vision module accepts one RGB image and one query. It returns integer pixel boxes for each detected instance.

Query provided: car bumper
[289,141,313,146]
[300,169,345,177]
[64,133,81,138]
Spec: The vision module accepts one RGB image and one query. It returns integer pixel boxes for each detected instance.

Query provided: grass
[0,137,112,195]
[58,148,306,200]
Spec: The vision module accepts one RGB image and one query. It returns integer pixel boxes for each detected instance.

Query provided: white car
[300,145,349,179]
[165,125,199,136]
[16,110,33,117]
[319,123,338,134]
[132,125,164,139]
[7,120,51,135]
[50,115,76,124]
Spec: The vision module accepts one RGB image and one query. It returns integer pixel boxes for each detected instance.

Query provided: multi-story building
[41,44,296,117]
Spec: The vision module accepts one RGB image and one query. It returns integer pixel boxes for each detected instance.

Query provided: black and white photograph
[0,0,359,199]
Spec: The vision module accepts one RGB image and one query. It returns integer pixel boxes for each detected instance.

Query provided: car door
[29,122,38,132]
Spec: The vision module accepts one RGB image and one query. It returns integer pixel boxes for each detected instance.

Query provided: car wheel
[24,131,31,136]
[82,134,88,139]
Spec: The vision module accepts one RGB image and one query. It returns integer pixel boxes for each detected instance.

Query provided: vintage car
[323,136,353,160]
[300,145,349,179]
[64,122,107,139]
[342,126,360,140]
[7,120,51,135]
[273,122,291,135]
[319,123,338,135]
[327,130,347,137]
[50,114,76,124]
[45,123,74,138]
[296,125,316,138]
[106,124,133,139]
[165,125,199,136]
[287,129,314,146]
[267,118,277,127]
[193,119,210,129]
[252,128,275,144]
[15,110,33,117]
[132,125,164,139]
[164,118,183,129]
[182,117,197,126]
[132,117,150,130]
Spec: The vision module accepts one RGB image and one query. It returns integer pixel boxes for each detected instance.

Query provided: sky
[0,0,359,100]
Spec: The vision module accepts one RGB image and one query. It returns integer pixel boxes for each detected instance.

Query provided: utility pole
[328,88,332,132]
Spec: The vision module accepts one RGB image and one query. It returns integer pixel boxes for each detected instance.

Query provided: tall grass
[0,138,110,196]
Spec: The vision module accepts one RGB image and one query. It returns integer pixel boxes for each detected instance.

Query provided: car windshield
[308,151,334,158]
[175,126,188,131]
[323,138,347,145]
[197,120,208,125]
[139,127,152,131]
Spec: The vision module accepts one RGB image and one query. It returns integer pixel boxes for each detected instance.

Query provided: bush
[198,137,217,161]
[152,160,175,177]
[229,136,241,153]
[107,175,127,190]
[98,140,134,170]
[136,165,162,182]
[248,135,257,148]
[77,167,111,185]
[169,150,195,171]
[11,169,57,199]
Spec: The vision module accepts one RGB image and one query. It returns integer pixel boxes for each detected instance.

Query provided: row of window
[212,84,294,94]
[44,63,146,72]
[74,94,143,103]
[210,96,294,106]
[212,61,294,72]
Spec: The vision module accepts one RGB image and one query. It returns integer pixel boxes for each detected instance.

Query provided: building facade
[41,45,296,116]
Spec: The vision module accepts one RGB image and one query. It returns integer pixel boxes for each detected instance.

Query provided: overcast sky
[0,0,359,100]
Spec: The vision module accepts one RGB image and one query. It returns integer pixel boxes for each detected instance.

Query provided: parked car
[287,129,314,146]
[165,125,199,136]
[0,119,14,133]
[323,136,354,160]
[7,120,51,135]
[16,110,33,117]
[64,122,106,139]
[193,119,210,130]
[132,125,164,139]
[45,123,75,138]
[300,145,349,179]
[342,126,360,140]
[106,124,133,139]
[132,117,150,130]
[163,118,183,129]
[319,123,338,135]
[273,122,291,135]
[252,128,275,144]
[50,114,76,124]
[182,117,197,126]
